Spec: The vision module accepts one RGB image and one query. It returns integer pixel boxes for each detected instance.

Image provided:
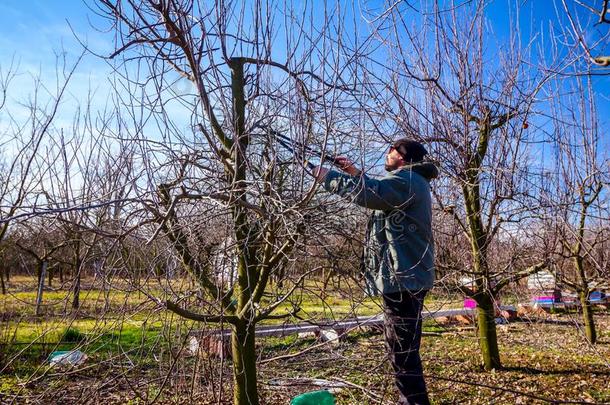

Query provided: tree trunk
[72,257,82,310]
[275,266,285,289]
[0,267,5,295]
[461,148,502,372]
[231,320,259,405]
[579,291,597,344]
[574,254,597,344]
[476,292,501,370]
[228,57,259,405]
[0,251,5,293]
[35,261,47,316]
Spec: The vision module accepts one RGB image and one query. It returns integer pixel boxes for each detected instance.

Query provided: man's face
[384,146,405,172]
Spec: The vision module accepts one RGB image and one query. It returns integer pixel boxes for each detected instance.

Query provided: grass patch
[2,276,608,403]
[61,327,86,343]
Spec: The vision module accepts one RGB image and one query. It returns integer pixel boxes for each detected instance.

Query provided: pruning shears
[266,128,340,171]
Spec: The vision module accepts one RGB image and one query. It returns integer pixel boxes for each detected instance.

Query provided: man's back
[313,138,437,405]
[323,161,438,295]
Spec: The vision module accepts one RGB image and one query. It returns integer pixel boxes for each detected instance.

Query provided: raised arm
[322,170,416,211]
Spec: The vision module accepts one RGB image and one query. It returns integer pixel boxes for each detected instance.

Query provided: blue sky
[0,1,114,130]
[0,1,607,152]
[489,0,610,98]
[0,1,111,83]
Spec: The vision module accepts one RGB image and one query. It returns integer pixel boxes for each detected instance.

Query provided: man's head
[385,138,428,172]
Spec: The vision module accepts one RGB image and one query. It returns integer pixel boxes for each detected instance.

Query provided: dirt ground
[2,310,608,404]
[260,311,610,404]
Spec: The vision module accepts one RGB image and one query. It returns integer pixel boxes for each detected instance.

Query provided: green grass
[61,327,86,343]
[0,277,608,404]
[0,289,159,319]
[0,275,467,388]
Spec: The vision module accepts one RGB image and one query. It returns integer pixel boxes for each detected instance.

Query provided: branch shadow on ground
[514,318,579,326]
[502,366,610,376]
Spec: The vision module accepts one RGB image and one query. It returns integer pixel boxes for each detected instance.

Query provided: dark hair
[392,138,428,163]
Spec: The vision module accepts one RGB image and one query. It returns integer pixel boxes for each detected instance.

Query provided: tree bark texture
[476,292,501,370]
[579,291,597,344]
[231,320,259,405]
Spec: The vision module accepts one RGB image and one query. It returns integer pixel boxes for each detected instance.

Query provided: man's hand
[334,156,361,176]
[312,166,330,182]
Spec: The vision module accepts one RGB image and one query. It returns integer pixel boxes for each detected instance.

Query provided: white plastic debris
[187,336,200,355]
[268,377,349,390]
[49,350,87,367]
[317,329,340,344]
[297,331,316,339]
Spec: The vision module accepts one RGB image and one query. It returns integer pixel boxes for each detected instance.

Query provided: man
[313,138,438,405]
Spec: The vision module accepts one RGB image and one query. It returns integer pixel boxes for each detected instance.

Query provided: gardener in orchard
[313,139,438,405]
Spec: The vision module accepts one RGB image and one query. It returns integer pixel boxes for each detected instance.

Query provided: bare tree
[13,220,68,315]
[92,1,363,403]
[367,1,550,370]
[42,100,139,310]
[560,0,610,68]
[545,75,609,344]
[0,55,83,294]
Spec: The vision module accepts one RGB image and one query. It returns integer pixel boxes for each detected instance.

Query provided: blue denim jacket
[324,162,438,295]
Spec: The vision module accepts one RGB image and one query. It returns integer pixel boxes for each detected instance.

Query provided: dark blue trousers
[382,290,430,405]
